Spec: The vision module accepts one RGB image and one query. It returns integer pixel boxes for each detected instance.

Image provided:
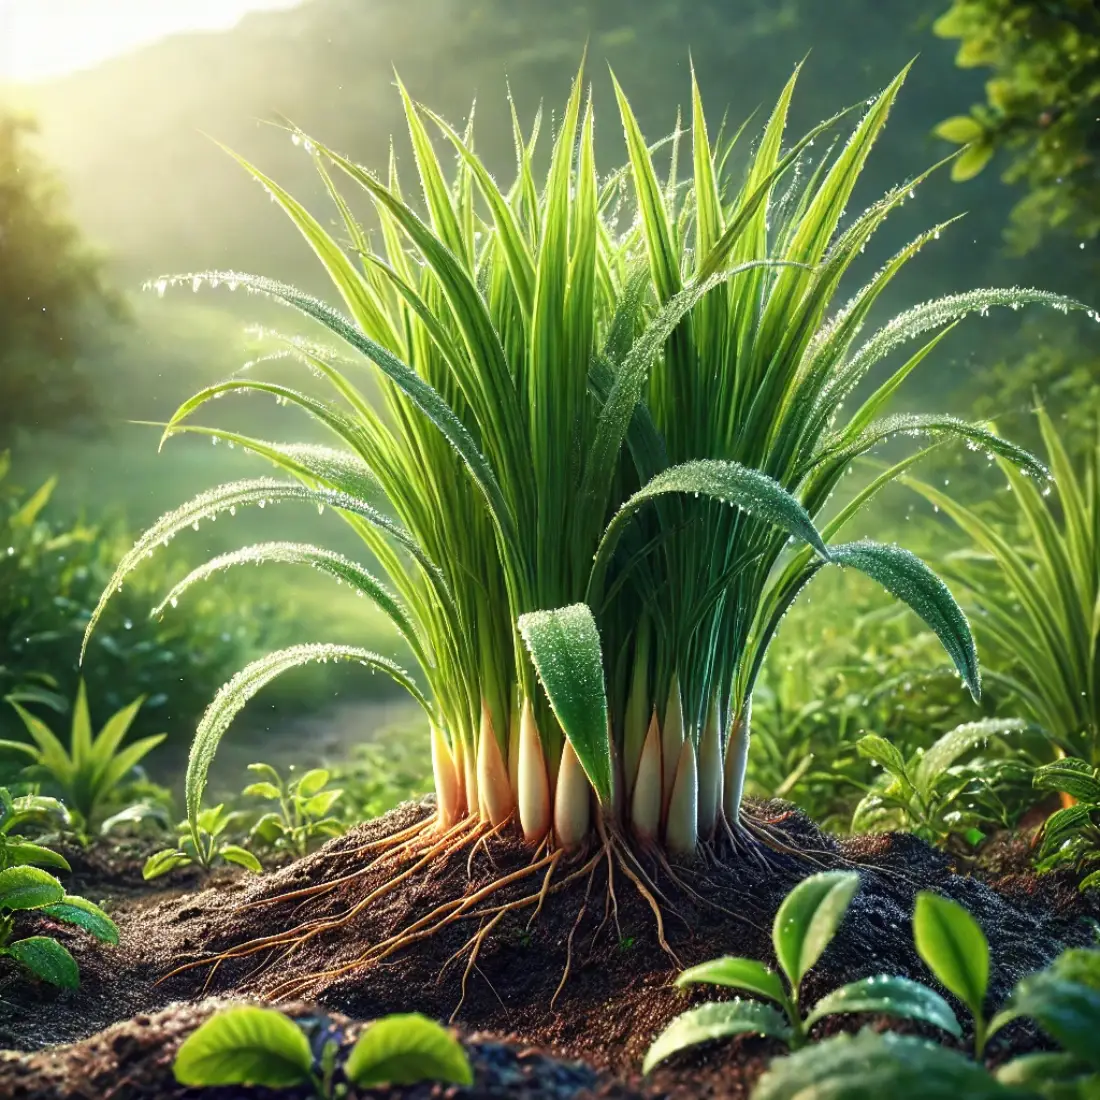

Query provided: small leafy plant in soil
[0,682,163,840]
[643,871,961,1071]
[1030,758,1100,891]
[243,763,346,859]
[143,803,261,881]
[173,1004,472,1096]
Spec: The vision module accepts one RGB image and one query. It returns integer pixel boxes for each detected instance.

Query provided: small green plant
[331,737,432,824]
[172,1004,472,1096]
[1030,758,1100,891]
[851,719,1037,847]
[0,681,164,837]
[752,916,1100,1098]
[0,787,71,871]
[0,861,118,989]
[244,764,346,858]
[643,871,961,1072]
[143,804,262,880]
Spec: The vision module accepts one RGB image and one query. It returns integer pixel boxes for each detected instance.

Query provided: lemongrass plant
[83,61,1075,899]
[905,409,1099,767]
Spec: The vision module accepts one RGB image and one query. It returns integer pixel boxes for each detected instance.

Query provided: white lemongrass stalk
[697,697,723,839]
[430,726,462,829]
[553,739,591,851]
[630,709,662,841]
[477,701,513,826]
[723,711,751,824]
[517,699,551,844]
[507,695,521,798]
[661,674,685,822]
[452,736,470,818]
[622,626,651,799]
[665,737,698,855]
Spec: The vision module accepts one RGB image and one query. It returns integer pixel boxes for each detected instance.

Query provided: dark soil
[1,798,1097,1099]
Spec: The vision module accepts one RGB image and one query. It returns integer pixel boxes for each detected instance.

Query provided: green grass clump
[83,60,1075,862]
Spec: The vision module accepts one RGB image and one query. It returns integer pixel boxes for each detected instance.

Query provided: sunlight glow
[0,0,304,82]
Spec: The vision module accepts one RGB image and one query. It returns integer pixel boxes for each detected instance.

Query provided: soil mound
[0,799,1095,1099]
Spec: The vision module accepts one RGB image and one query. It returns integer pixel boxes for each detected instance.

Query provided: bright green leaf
[643,1000,793,1074]
[773,871,860,990]
[345,1013,473,1088]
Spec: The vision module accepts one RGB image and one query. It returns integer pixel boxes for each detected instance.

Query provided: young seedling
[0,862,118,988]
[143,804,261,880]
[0,682,164,838]
[751,942,1100,1098]
[244,763,345,858]
[643,871,960,1072]
[173,1004,472,1096]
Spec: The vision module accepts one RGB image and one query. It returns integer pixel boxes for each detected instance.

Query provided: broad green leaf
[806,975,962,1036]
[642,1000,793,1073]
[247,763,283,787]
[302,790,342,818]
[71,681,93,769]
[675,956,788,1007]
[1,841,71,872]
[935,116,984,144]
[753,1030,1025,1100]
[185,645,430,830]
[997,1052,1096,1097]
[41,895,119,945]
[7,936,79,989]
[220,846,263,873]
[173,1006,313,1088]
[913,892,989,1019]
[142,849,191,881]
[952,143,994,181]
[518,605,611,804]
[296,769,330,798]
[915,719,1028,799]
[855,735,911,788]
[1050,949,1100,990]
[242,782,281,801]
[1034,760,1100,804]
[0,865,65,911]
[990,973,1100,1069]
[345,1013,473,1088]
[773,871,860,990]
[828,541,980,701]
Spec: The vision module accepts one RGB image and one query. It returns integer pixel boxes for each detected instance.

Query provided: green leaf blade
[643,1000,793,1074]
[345,1013,473,1088]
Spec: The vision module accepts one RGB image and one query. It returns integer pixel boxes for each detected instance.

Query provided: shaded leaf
[345,1012,473,1088]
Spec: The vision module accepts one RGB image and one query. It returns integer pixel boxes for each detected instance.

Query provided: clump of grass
[83,61,1075,990]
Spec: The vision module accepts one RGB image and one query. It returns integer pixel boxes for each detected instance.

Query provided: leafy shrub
[173,1004,472,1095]
[332,735,432,824]
[0,788,70,871]
[244,763,346,857]
[0,457,277,747]
[851,719,1039,846]
[644,871,960,1070]
[143,803,261,880]
[0,682,164,838]
[932,0,1100,252]
[1031,759,1100,891]
[0,859,118,989]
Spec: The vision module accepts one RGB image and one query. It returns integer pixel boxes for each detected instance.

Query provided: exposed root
[160,812,819,1011]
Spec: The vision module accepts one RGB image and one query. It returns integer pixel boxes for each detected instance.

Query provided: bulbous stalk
[723,709,750,825]
[630,709,662,841]
[507,695,521,798]
[697,698,723,839]
[517,699,551,844]
[453,736,471,818]
[553,740,591,851]
[665,737,699,854]
[622,624,651,800]
[430,725,462,829]
[661,674,685,824]
[477,700,514,826]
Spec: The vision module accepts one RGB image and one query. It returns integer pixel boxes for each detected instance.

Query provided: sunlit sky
[0,0,304,82]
